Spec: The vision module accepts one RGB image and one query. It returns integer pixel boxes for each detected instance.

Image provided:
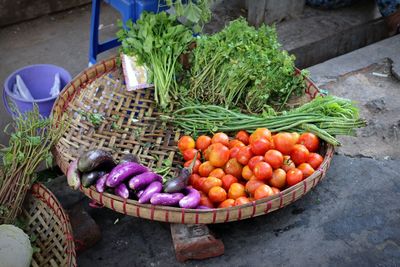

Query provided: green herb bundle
[164,96,366,145]
[185,18,308,112]
[117,11,194,110]
[0,107,65,224]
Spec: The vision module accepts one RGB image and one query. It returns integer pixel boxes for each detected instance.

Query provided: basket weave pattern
[22,183,76,266]
[53,57,334,224]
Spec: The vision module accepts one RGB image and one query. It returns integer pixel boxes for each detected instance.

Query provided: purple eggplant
[82,170,107,188]
[163,153,198,193]
[179,187,201,209]
[138,181,162,204]
[106,162,148,188]
[136,190,144,199]
[67,159,81,190]
[78,149,115,173]
[119,153,140,164]
[128,172,162,190]
[95,173,108,193]
[150,193,185,206]
[115,183,130,199]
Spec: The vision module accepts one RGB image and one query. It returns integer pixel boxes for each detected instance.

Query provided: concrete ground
[1,2,400,266]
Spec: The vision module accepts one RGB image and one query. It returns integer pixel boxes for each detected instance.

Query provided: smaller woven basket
[22,183,77,267]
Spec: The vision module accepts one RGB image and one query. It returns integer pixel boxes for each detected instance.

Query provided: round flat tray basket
[22,183,77,267]
[53,57,334,224]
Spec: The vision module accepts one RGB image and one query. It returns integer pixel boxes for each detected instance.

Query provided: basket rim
[29,183,77,267]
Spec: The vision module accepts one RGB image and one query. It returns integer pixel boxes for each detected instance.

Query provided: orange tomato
[183,148,201,161]
[203,145,212,160]
[208,143,230,167]
[271,187,281,195]
[249,128,272,144]
[264,149,284,169]
[178,136,195,153]
[286,168,303,186]
[188,173,200,186]
[248,156,264,170]
[184,159,201,174]
[218,199,235,208]
[228,183,246,199]
[236,130,250,145]
[198,161,215,177]
[253,162,273,180]
[241,165,253,180]
[290,144,310,165]
[199,195,214,208]
[245,179,264,196]
[202,177,223,194]
[193,177,207,191]
[224,158,243,178]
[234,196,251,206]
[254,184,274,200]
[250,138,271,156]
[307,153,324,169]
[269,168,286,189]
[209,186,227,203]
[229,139,246,149]
[282,155,296,172]
[211,132,230,146]
[298,132,320,152]
[209,168,225,179]
[291,132,300,144]
[221,174,238,191]
[273,132,296,155]
[196,135,212,151]
[229,147,240,159]
[236,146,253,165]
[297,163,315,178]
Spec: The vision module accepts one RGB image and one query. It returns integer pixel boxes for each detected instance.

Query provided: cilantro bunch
[117,11,193,110]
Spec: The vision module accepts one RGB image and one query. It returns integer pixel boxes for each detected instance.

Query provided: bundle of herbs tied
[0,107,65,224]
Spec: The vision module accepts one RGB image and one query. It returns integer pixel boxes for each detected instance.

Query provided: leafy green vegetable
[184,18,308,112]
[117,11,194,110]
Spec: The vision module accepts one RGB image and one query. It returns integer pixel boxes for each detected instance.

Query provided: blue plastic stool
[89,0,167,65]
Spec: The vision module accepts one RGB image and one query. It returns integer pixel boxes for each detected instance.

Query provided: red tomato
[282,155,296,172]
[198,161,215,177]
[211,132,230,146]
[208,186,227,203]
[196,135,212,151]
[245,179,264,196]
[188,174,200,187]
[253,162,273,180]
[234,196,251,206]
[307,153,324,169]
[228,183,246,199]
[184,159,201,174]
[218,199,235,208]
[298,133,320,152]
[221,174,239,191]
[202,177,223,194]
[203,146,212,160]
[250,138,271,156]
[183,148,201,161]
[224,158,243,178]
[208,143,230,167]
[209,168,225,179]
[269,168,286,189]
[229,147,240,159]
[248,156,264,170]
[286,168,303,186]
[236,130,250,145]
[241,165,253,180]
[254,184,273,200]
[229,139,245,149]
[290,144,310,166]
[264,149,284,169]
[273,132,296,155]
[297,163,315,178]
[249,128,272,144]
[193,177,207,191]
[178,136,195,153]
[236,146,253,165]
[271,187,281,195]
[199,196,214,208]
[291,132,300,144]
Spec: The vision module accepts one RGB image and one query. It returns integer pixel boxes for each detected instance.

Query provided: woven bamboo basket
[22,183,77,267]
[52,57,334,224]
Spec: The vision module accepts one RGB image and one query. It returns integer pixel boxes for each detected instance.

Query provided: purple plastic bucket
[3,64,71,117]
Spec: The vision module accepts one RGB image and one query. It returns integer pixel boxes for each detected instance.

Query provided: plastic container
[3,64,71,117]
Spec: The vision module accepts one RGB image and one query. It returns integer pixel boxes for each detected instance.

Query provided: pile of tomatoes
[177,128,324,208]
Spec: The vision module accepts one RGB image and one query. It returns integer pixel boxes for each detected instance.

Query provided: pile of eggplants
[67,149,201,209]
